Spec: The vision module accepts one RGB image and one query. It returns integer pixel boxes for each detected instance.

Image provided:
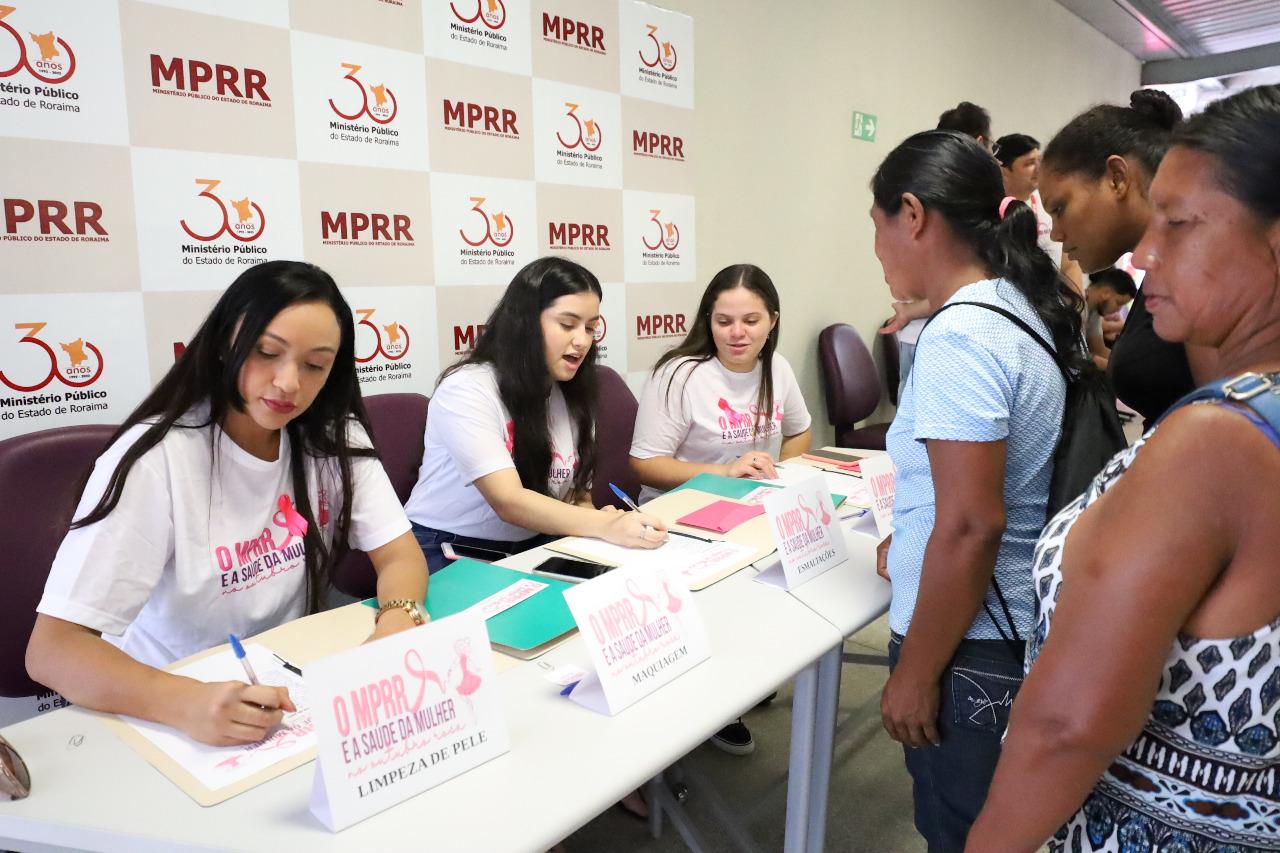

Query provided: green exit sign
[852,110,877,142]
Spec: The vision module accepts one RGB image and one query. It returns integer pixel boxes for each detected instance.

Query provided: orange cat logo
[382,322,402,346]
[229,198,254,224]
[370,84,388,107]
[60,338,88,367]
[28,30,60,62]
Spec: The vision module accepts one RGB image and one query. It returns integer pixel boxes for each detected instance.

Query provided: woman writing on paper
[27,261,428,747]
[868,130,1084,849]
[628,263,812,756]
[629,264,813,504]
[404,257,665,574]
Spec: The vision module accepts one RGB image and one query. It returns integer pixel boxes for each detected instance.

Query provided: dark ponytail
[872,130,1088,376]
[1043,88,1182,180]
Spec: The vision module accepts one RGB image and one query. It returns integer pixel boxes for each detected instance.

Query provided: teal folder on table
[670,472,846,507]
[363,558,577,655]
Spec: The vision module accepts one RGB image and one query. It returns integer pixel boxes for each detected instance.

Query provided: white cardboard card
[308,612,509,831]
[860,454,897,538]
[755,470,849,590]
[562,563,710,715]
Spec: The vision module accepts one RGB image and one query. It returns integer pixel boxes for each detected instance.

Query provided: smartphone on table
[440,541,512,563]
[802,448,865,466]
[531,555,612,583]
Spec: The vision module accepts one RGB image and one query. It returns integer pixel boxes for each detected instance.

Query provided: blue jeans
[888,632,1025,853]
[411,522,550,574]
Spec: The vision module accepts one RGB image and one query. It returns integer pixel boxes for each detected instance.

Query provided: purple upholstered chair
[330,392,429,600]
[0,424,117,697]
[818,323,892,451]
[592,366,641,509]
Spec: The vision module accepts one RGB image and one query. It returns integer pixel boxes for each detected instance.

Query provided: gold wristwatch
[375,598,426,626]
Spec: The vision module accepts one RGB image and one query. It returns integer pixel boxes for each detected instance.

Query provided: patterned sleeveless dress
[1028,402,1280,852]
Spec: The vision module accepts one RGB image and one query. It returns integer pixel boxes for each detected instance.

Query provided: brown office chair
[330,393,429,600]
[0,424,117,697]
[591,366,641,508]
[817,324,892,450]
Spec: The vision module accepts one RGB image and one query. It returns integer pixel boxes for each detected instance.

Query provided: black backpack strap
[922,301,1068,382]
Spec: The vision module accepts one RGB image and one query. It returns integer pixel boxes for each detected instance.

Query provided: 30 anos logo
[328,63,397,125]
[354,308,410,363]
[179,179,266,243]
[458,196,513,248]
[592,316,607,345]
[0,322,102,392]
[641,209,679,251]
[555,102,601,151]
[638,24,677,72]
[0,5,75,84]
[451,0,506,30]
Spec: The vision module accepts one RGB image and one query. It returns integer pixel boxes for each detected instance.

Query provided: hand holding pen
[602,483,669,548]
[170,634,298,747]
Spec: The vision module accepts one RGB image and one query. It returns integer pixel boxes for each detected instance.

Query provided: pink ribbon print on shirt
[211,492,312,596]
[716,398,785,442]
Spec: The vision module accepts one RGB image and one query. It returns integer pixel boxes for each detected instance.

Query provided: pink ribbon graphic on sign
[626,579,660,626]
[272,494,308,548]
[797,494,821,529]
[404,648,445,713]
[453,639,482,697]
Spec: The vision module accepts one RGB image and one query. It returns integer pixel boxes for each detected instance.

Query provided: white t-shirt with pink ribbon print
[630,354,812,502]
[404,363,580,542]
[38,406,410,668]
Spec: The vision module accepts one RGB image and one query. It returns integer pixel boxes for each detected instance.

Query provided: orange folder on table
[676,499,765,534]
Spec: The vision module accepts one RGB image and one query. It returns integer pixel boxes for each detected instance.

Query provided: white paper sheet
[764,466,871,510]
[551,535,757,587]
[124,644,315,791]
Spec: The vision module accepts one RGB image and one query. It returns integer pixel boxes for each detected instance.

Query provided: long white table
[0,548,844,853]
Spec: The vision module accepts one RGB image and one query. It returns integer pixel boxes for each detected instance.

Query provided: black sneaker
[710,718,755,756]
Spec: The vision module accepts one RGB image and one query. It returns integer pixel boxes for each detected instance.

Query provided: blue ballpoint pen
[228,633,259,686]
[607,483,710,543]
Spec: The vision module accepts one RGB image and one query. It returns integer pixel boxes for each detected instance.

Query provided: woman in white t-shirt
[630,264,813,503]
[405,257,665,573]
[27,261,428,747]
[629,264,812,756]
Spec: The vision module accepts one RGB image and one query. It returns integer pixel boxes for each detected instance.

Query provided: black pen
[272,653,303,677]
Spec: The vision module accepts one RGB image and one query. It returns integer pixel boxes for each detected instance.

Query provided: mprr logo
[451,0,505,29]
[0,5,75,83]
[635,313,686,340]
[541,13,605,55]
[632,130,684,162]
[442,98,518,137]
[320,210,413,245]
[638,25,677,71]
[555,102,601,151]
[355,308,409,362]
[453,323,486,353]
[3,198,105,236]
[0,322,103,392]
[149,54,269,104]
[328,63,397,125]
[641,209,679,251]
[458,196,512,247]
[180,179,265,243]
[548,221,609,250]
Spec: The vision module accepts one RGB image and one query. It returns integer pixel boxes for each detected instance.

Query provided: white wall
[652,0,1141,442]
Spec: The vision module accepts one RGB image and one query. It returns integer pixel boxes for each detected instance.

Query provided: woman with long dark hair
[869,130,1086,849]
[628,263,812,756]
[405,257,664,573]
[629,264,812,503]
[28,261,428,746]
[1039,88,1213,425]
[969,83,1280,853]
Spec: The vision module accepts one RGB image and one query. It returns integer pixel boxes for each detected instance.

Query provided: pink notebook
[676,500,765,534]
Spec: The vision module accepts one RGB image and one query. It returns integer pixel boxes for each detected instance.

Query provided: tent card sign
[859,454,897,538]
[755,470,849,590]
[563,563,710,715]
[308,612,509,831]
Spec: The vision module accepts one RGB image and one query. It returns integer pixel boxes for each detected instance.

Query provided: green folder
[363,558,577,654]
[670,472,846,508]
